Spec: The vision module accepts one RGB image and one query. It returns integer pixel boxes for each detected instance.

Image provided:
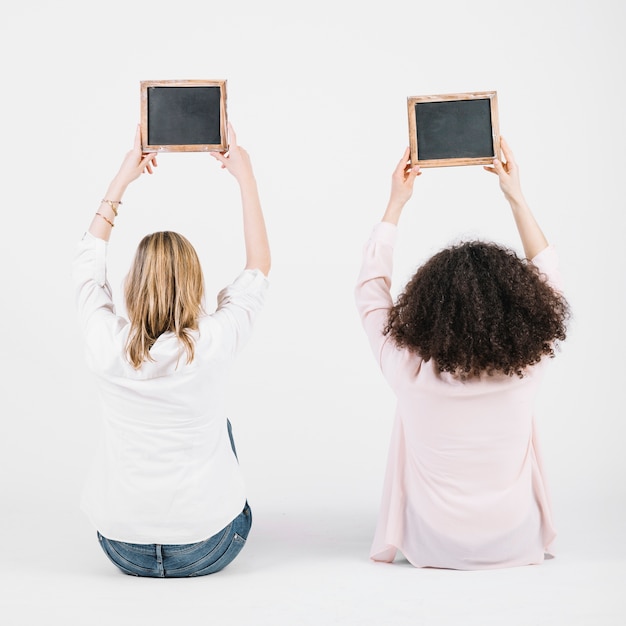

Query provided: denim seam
[104,540,155,574]
[165,524,233,574]
[163,531,227,556]
[187,533,246,577]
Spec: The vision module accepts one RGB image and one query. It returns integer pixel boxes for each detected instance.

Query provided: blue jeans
[97,420,252,578]
[97,503,252,577]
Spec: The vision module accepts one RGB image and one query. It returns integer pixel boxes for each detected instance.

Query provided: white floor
[1,493,623,626]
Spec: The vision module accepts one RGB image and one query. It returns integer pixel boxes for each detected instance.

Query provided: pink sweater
[355,222,561,570]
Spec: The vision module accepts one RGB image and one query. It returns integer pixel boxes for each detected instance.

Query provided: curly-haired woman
[355,138,569,570]
[73,123,270,577]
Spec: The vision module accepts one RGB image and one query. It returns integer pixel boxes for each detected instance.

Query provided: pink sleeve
[354,222,409,377]
[530,245,563,293]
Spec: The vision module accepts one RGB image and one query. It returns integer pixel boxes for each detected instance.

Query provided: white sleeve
[208,269,270,357]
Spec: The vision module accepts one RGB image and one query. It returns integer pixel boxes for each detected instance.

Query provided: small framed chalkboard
[140,79,228,153]
[407,91,500,168]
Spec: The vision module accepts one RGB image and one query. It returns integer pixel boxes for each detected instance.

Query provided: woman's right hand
[210,122,270,275]
[485,137,548,259]
[210,123,255,184]
[483,137,524,205]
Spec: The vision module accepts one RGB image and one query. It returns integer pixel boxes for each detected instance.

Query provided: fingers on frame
[499,136,515,165]
[227,122,237,146]
[210,152,229,168]
[396,147,411,174]
[133,124,142,150]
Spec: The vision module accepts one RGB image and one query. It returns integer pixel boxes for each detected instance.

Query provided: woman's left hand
[114,125,158,187]
[382,147,421,224]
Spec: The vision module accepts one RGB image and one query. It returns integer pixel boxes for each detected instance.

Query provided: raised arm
[381,147,421,225]
[210,124,271,276]
[88,125,158,242]
[484,137,548,259]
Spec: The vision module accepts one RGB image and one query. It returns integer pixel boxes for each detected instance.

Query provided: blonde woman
[73,124,270,577]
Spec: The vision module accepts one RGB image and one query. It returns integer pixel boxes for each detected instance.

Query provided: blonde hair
[124,231,204,369]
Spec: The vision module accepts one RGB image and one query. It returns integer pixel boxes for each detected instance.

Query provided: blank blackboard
[140,80,228,153]
[407,91,500,167]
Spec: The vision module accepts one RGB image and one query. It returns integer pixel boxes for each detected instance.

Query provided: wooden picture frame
[407,91,500,167]
[140,79,228,153]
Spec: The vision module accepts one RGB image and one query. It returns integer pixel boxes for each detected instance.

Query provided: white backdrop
[0,1,624,623]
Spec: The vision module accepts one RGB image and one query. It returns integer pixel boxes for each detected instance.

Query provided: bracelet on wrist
[95,212,115,227]
[101,199,122,216]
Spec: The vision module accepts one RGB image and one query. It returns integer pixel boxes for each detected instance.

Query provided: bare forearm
[381,149,420,225]
[484,138,548,259]
[508,194,548,259]
[240,177,271,275]
[87,127,157,242]
[88,177,128,242]
[382,199,404,225]
[208,126,270,274]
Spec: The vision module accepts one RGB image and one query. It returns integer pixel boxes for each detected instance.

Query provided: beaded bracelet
[95,212,115,227]
[101,199,122,216]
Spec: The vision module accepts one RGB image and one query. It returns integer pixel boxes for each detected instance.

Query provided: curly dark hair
[384,241,570,378]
